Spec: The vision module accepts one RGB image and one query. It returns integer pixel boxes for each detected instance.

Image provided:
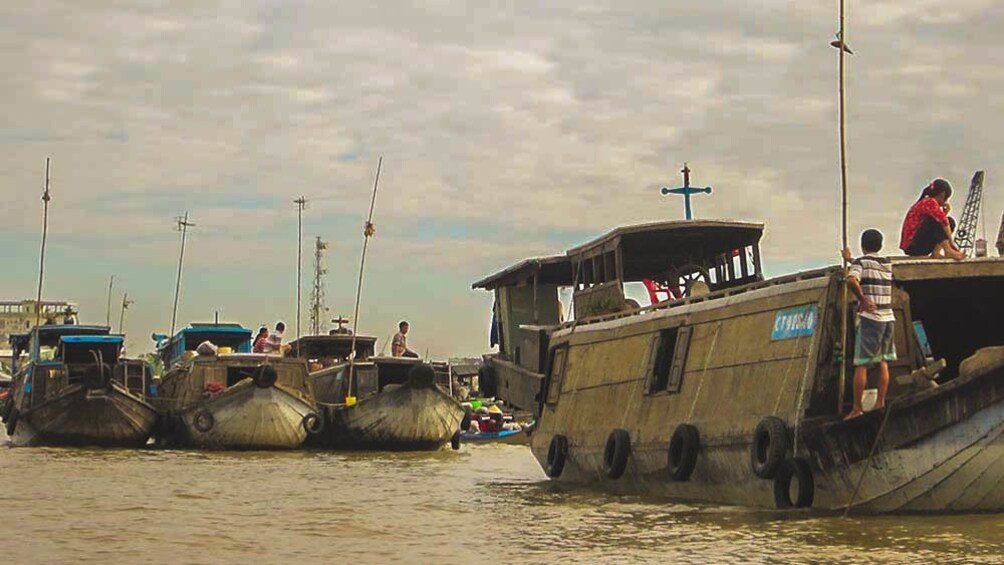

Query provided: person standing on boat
[392,321,419,358]
[842,229,896,421]
[899,179,965,260]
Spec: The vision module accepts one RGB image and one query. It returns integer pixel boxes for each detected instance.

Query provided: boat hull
[157,381,316,450]
[531,349,1004,513]
[316,382,464,451]
[460,428,532,446]
[6,383,157,448]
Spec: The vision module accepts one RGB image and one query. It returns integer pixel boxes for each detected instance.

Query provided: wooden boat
[302,347,465,450]
[474,219,1004,512]
[2,324,158,447]
[151,324,320,450]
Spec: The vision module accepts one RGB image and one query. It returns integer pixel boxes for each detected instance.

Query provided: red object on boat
[642,278,683,305]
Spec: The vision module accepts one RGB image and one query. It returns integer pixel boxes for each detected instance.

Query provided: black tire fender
[603,429,631,480]
[750,416,790,479]
[302,413,324,435]
[5,407,18,436]
[773,458,814,509]
[253,365,279,388]
[193,410,215,433]
[668,423,700,481]
[545,434,568,478]
[450,430,462,450]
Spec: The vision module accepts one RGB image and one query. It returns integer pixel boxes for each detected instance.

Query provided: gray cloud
[2,1,1003,355]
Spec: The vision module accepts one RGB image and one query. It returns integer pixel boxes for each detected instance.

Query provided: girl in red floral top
[899,178,965,260]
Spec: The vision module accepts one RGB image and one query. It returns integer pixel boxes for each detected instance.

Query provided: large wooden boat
[2,324,158,447]
[151,324,320,450]
[474,219,1004,512]
[290,335,464,450]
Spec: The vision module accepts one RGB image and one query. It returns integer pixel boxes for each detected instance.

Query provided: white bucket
[862,388,878,412]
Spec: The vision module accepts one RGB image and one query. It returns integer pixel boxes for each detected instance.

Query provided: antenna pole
[35,158,51,329]
[834,0,852,415]
[170,212,195,337]
[106,275,115,328]
[294,196,308,352]
[347,156,383,401]
[310,236,328,335]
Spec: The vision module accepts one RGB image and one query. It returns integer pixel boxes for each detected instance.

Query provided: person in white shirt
[391,321,418,358]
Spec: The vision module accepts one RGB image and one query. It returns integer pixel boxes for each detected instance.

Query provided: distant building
[0,300,79,349]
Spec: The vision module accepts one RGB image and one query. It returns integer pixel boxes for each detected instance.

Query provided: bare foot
[844,409,864,421]
[949,249,966,261]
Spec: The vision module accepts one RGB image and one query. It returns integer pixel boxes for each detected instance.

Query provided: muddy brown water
[2,435,1003,564]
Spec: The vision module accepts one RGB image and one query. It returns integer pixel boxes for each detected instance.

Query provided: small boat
[294,337,465,450]
[150,323,321,450]
[459,427,532,445]
[2,324,158,447]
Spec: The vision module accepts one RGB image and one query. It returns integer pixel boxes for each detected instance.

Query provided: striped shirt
[848,255,895,323]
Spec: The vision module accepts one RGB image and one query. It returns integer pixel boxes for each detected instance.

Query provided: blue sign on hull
[772,305,818,341]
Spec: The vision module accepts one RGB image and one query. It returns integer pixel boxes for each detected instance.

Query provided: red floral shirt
[900,196,949,250]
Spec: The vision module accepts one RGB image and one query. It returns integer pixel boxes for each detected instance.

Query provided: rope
[842,397,897,517]
[346,156,383,401]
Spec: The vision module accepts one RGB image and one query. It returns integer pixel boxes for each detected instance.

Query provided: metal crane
[953,170,985,257]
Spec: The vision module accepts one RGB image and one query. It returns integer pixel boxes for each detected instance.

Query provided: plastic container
[345,396,357,407]
[862,388,878,412]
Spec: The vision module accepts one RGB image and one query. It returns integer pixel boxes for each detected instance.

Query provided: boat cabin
[472,220,764,379]
[286,334,377,365]
[153,323,252,367]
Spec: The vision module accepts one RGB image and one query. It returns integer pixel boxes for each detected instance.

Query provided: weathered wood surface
[8,382,156,448]
[317,380,464,451]
[153,356,318,450]
[530,260,1004,512]
[159,381,317,449]
[487,357,544,415]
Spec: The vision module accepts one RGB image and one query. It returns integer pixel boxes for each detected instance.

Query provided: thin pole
[119,293,132,335]
[836,0,851,415]
[294,196,307,352]
[347,156,383,401]
[106,275,115,327]
[170,212,195,337]
[35,158,51,329]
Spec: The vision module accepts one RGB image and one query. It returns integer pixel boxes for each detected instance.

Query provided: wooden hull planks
[7,382,157,448]
[157,381,317,450]
[530,343,1004,513]
[316,381,464,451]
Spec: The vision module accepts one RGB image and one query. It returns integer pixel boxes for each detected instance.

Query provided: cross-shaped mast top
[660,163,712,220]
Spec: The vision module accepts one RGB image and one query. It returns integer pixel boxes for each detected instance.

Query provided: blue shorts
[854,317,897,367]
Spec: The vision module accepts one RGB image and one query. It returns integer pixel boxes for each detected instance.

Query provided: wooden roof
[471,254,573,290]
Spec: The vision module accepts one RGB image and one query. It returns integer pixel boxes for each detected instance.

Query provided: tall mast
[106,275,115,327]
[294,196,308,349]
[170,212,195,337]
[347,156,383,401]
[310,236,328,335]
[833,0,854,413]
[119,293,133,335]
[35,157,51,328]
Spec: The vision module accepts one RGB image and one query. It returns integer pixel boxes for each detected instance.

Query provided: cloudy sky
[2,1,1002,356]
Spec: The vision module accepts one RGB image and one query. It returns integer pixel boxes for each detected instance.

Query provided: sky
[2,1,1003,357]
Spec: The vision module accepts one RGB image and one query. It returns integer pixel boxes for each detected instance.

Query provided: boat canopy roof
[287,334,377,361]
[472,220,764,290]
[155,323,253,364]
[471,255,572,290]
[60,335,124,346]
[9,325,114,358]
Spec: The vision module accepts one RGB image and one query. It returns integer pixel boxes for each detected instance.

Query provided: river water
[3,436,1003,564]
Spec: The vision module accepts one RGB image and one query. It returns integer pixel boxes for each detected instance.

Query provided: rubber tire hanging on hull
[302,413,324,435]
[450,430,461,450]
[750,416,790,479]
[667,424,700,481]
[546,434,568,478]
[193,410,215,433]
[603,429,631,480]
[253,365,278,388]
[5,408,18,436]
[773,458,814,509]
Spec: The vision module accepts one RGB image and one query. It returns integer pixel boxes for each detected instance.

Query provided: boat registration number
[771,305,817,341]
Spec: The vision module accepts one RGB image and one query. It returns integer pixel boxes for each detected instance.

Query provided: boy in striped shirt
[842,229,896,420]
